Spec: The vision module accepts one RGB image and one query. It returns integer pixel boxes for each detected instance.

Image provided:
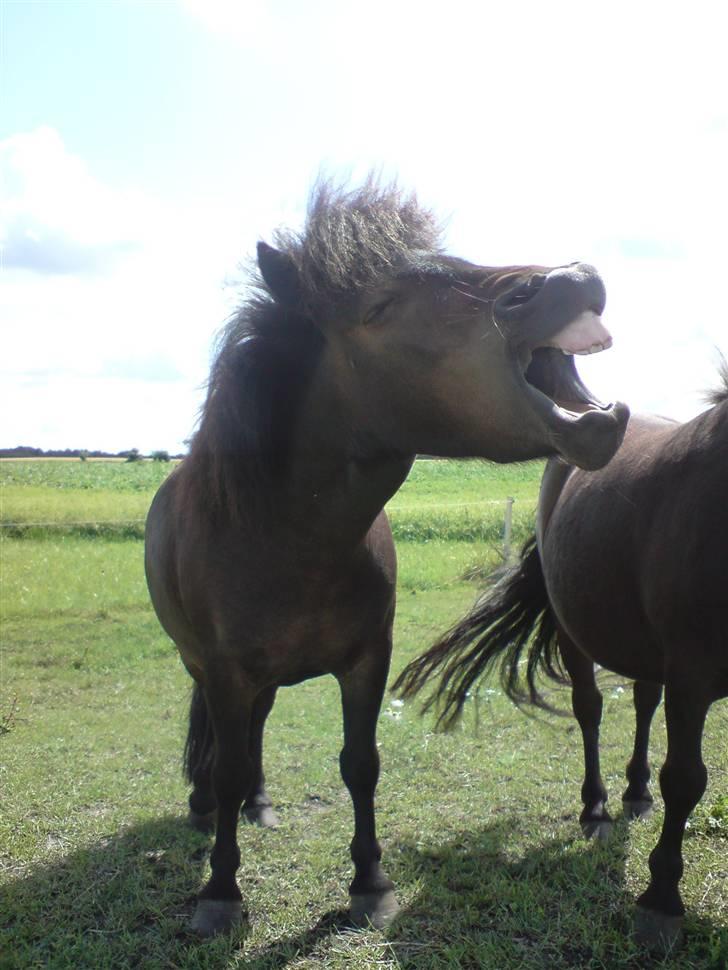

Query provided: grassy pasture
[1,460,726,969]
[0,459,538,545]
[0,462,173,539]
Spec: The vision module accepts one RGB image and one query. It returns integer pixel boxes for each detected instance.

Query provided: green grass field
[1,461,726,969]
[0,459,539,544]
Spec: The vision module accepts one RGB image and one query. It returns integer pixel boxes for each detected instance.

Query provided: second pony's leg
[559,632,612,840]
[623,680,663,819]
[242,686,279,828]
[634,676,709,951]
[337,644,399,929]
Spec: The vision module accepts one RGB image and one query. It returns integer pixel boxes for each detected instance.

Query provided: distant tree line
[0,446,184,460]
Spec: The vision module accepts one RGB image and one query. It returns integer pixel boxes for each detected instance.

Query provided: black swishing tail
[183,683,215,782]
[393,536,568,729]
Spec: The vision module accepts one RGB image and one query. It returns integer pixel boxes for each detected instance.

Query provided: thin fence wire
[0,499,515,530]
[0,519,147,529]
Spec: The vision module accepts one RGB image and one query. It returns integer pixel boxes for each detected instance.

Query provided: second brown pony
[396,379,728,950]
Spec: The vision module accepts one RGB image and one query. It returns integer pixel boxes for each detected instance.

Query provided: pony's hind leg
[337,650,399,929]
[634,677,709,951]
[190,674,255,938]
[623,680,662,819]
[185,683,217,833]
[186,683,278,831]
[559,634,612,840]
[242,686,279,828]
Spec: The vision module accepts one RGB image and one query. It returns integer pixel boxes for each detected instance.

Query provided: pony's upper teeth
[548,311,613,356]
[575,341,610,355]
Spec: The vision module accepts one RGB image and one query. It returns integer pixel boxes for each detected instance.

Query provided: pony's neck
[286,351,414,543]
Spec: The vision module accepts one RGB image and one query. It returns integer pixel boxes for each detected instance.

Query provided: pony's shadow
[240,815,629,969]
[4,813,723,969]
[2,815,208,965]
[245,814,724,970]
[388,816,633,965]
[0,813,349,968]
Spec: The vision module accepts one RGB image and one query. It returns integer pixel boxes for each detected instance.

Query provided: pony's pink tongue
[546,311,613,355]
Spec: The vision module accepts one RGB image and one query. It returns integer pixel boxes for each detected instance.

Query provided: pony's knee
[659,758,707,814]
[339,746,379,793]
[213,753,253,806]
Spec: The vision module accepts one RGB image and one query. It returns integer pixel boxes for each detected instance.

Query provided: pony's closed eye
[363,298,395,326]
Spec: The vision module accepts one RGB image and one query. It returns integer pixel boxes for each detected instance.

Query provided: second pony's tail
[392,536,568,729]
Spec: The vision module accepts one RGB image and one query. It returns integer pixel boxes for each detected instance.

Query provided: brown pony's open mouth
[493,262,628,468]
[524,346,607,416]
[516,306,613,415]
[516,316,629,468]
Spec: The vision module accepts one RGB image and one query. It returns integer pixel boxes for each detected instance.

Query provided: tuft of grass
[0,694,18,736]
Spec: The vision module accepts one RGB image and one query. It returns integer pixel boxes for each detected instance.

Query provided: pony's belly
[173,595,390,687]
[545,559,665,684]
[246,599,392,686]
[173,553,396,689]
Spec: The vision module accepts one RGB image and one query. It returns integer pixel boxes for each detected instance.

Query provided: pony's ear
[257,242,302,309]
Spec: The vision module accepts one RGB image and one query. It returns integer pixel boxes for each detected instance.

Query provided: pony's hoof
[190,899,245,937]
[350,889,399,930]
[634,906,683,952]
[242,804,279,828]
[623,798,654,820]
[581,819,613,841]
[188,808,217,833]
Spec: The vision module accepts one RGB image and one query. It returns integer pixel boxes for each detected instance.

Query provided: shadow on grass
[0,812,352,970]
[242,815,726,970]
[383,817,727,970]
[2,813,725,970]
[2,814,209,968]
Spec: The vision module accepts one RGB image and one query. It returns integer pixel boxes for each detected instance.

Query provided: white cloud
[0,129,247,451]
[0,375,203,455]
[4,0,728,450]
[181,0,272,44]
[0,127,144,274]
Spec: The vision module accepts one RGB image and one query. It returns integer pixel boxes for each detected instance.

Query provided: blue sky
[2,0,727,452]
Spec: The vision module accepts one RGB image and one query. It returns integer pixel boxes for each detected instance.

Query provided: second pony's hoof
[623,798,654,821]
[190,898,246,937]
[350,889,399,930]
[581,818,614,842]
[634,906,683,953]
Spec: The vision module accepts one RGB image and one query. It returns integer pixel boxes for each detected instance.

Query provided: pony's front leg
[634,677,709,952]
[622,680,662,819]
[190,676,254,938]
[559,634,612,839]
[337,651,399,929]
